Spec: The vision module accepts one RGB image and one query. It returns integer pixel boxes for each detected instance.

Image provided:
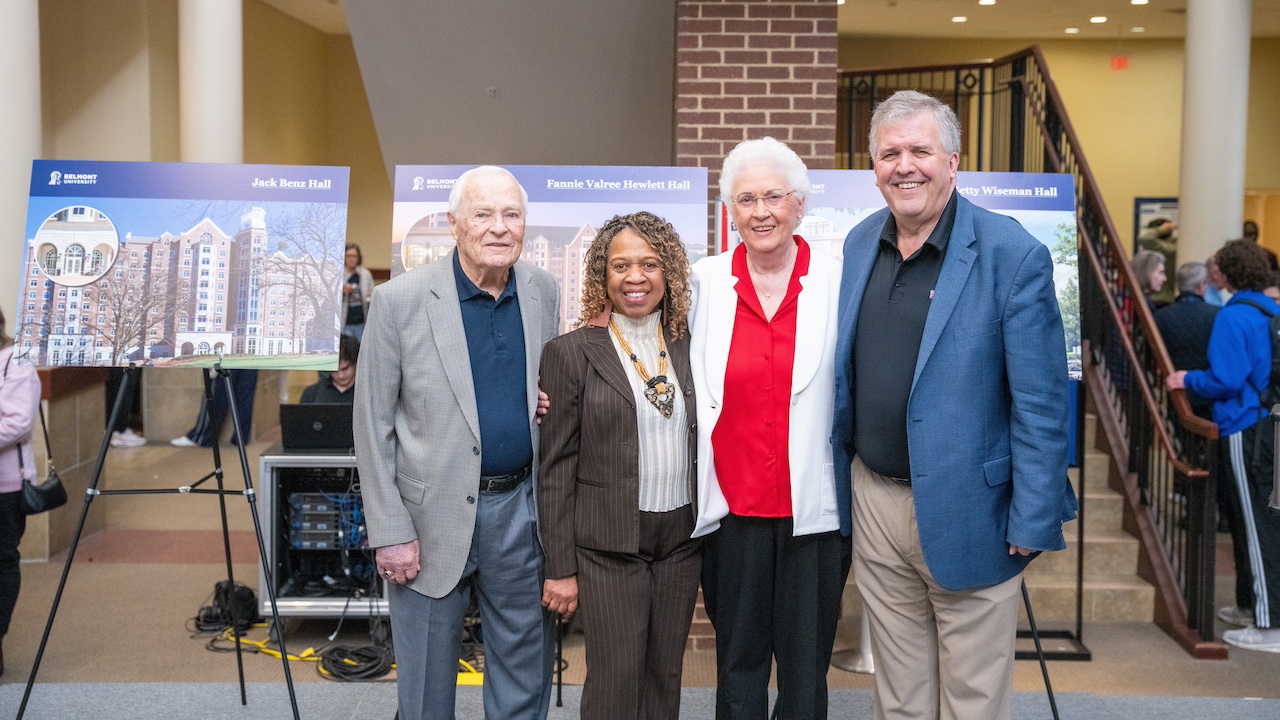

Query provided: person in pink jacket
[0,307,41,676]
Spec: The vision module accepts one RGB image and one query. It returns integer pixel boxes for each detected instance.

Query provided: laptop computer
[280,403,355,452]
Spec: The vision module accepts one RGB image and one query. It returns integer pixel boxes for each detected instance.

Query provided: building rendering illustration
[15,205,333,366]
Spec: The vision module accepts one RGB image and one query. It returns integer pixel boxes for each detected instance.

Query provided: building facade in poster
[14,160,350,369]
[391,165,709,333]
[17,206,323,366]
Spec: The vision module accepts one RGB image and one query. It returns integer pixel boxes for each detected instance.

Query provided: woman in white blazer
[688,137,849,719]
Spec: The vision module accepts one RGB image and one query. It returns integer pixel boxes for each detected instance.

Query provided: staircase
[1022,412,1154,623]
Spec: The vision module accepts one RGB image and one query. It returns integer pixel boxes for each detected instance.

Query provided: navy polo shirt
[452,252,532,476]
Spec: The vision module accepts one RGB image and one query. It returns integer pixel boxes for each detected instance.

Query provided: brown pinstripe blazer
[537,323,697,580]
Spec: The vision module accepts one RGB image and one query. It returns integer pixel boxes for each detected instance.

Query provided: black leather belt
[478,465,531,494]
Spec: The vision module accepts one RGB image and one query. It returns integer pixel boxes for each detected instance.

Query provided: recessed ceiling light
[1065,27,1080,34]
[1091,16,1107,23]
[837,0,845,4]
[1131,26,1146,33]
[1131,0,1149,5]
[979,0,996,5]
[952,16,967,22]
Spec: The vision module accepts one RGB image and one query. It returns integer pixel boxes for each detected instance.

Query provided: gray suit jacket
[354,251,560,599]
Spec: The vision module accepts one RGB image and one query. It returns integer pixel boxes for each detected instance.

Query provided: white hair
[718,137,811,203]
[869,90,962,157]
[448,166,529,214]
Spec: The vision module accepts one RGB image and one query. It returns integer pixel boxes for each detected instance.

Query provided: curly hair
[1215,238,1273,292]
[577,212,691,340]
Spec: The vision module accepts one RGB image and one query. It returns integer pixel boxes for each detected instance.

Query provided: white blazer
[688,243,842,538]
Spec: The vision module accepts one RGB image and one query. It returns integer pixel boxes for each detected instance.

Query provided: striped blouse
[608,311,691,512]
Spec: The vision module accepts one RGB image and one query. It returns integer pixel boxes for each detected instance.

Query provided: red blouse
[711,237,811,518]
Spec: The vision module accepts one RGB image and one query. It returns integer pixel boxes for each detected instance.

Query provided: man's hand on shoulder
[376,539,421,584]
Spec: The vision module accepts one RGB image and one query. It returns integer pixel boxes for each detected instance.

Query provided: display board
[391,165,708,333]
[717,171,1081,378]
[14,161,350,370]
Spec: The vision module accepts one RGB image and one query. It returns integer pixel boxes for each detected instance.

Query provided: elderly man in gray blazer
[355,166,559,720]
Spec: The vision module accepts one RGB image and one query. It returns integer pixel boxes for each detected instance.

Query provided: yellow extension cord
[215,625,484,684]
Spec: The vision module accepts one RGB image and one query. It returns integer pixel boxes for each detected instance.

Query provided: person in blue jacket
[1168,238,1280,653]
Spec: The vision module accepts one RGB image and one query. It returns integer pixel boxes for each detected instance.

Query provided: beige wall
[324,36,392,270]
[40,0,391,269]
[40,0,178,162]
[243,0,391,269]
[839,36,1280,257]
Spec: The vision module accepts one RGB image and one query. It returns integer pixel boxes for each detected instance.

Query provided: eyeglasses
[732,191,795,209]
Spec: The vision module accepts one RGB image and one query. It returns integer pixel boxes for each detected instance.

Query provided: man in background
[1153,262,1219,420]
[300,335,359,404]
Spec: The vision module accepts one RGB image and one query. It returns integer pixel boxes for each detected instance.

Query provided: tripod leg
[208,368,248,705]
[17,367,132,719]
[223,370,301,720]
[1021,580,1061,720]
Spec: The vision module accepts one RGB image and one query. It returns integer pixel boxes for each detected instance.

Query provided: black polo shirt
[852,190,959,480]
[452,252,532,476]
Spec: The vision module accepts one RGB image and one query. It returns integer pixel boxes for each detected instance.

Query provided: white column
[1178,0,1252,266]
[0,0,42,326]
[179,0,243,163]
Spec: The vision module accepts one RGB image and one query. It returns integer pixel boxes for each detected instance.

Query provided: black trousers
[0,491,26,637]
[185,369,257,447]
[105,367,143,435]
[702,514,850,720]
[1220,465,1257,611]
[1224,425,1280,629]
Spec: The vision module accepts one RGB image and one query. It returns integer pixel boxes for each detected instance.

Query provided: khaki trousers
[851,456,1021,720]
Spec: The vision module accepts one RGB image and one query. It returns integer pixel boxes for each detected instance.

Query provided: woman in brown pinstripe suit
[539,212,700,720]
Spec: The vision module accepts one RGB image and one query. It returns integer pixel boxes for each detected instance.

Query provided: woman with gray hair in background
[1131,248,1167,310]
[688,137,848,719]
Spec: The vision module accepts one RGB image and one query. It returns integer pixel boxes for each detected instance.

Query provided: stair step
[1027,528,1140,576]
[1064,487,1127,533]
[1079,450,1112,491]
[1084,412,1099,451]
[1021,572,1155,623]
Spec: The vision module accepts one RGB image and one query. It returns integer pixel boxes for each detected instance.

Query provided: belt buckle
[480,466,527,494]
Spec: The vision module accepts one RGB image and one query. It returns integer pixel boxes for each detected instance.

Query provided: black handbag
[4,355,67,515]
[17,411,67,515]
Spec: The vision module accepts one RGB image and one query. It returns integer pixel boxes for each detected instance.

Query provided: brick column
[674,1,839,649]
[675,0,839,251]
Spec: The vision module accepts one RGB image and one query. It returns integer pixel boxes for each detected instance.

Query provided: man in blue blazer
[831,91,1076,720]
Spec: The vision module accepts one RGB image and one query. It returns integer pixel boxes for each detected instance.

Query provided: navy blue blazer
[831,196,1077,591]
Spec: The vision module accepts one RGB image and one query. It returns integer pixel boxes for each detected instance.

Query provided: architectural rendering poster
[14,160,350,370]
[718,171,1081,378]
[392,165,709,332]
